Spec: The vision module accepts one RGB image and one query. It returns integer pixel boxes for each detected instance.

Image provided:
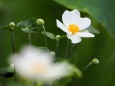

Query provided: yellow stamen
[68,24,80,34]
[30,63,47,74]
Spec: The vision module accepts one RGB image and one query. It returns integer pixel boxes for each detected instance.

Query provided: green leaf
[0,67,14,78]
[17,18,36,27]
[87,26,100,34]
[41,31,56,40]
[55,0,115,37]
[17,18,41,33]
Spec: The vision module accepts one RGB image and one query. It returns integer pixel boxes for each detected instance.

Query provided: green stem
[56,40,59,56]
[72,78,78,86]
[28,33,31,45]
[64,39,69,58]
[42,25,47,47]
[72,62,93,86]
[82,62,93,71]
[66,44,75,59]
[11,30,16,86]
[11,30,15,53]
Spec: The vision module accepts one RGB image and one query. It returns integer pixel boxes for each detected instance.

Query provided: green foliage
[17,18,41,33]
[41,31,56,40]
[87,26,100,34]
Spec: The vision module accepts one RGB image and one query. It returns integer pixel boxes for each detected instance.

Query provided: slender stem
[66,44,75,59]
[72,78,78,86]
[56,40,59,56]
[64,39,69,58]
[28,33,31,45]
[11,30,15,53]
[42,25,47,47]
[11,30,16,86]
[72,62,93,86]
[82,62,93,71]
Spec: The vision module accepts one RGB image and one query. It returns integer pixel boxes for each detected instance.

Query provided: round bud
[9,22,15,30]
[56,35,60,39]
[36,19,44,26]
[50,51,56,57]
[92,58,99,64]
[56,35,60,41]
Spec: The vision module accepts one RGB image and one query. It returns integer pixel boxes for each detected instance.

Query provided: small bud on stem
[56,35,60,41]
[36,19,44,26]
[82,58,99,71]
[9,22,15,30]
[92,58,99,64]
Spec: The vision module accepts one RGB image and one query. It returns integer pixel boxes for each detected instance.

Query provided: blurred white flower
[9,46,73,82]
[56,9,95,44]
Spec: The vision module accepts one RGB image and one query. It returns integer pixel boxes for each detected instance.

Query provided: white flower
[9,46,73,82]
[56,9,95,44]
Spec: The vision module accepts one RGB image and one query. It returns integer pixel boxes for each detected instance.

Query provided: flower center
[30,63,48,74]
[68,24,80,34]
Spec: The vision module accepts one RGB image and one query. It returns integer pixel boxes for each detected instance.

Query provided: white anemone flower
[56,9,95,44]
[9,46,73,82]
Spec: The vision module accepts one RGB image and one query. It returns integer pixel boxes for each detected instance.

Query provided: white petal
[56,19,71,34]
[76,32,95,37]
[44,62,72,81]
[77,17,91,30]
[62,9,80,27]
[67,34,81,44]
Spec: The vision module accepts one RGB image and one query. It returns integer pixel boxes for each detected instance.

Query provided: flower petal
[62,9,80,27]
[56,19,71,34]
[76,32,95,37]
[44,62,72,81]
[67,34,81,44]
[77,17,91,30]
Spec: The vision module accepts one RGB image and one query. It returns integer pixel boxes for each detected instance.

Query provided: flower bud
[9,22,15,30]
[56,35,60,39]
[56,35,60,41]
[50,51,56,57]
[92,58,99,64]
[36,19,44,26]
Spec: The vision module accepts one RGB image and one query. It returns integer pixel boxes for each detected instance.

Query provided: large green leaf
[54,0,115,37]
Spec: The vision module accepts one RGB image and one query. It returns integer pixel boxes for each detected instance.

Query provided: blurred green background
[0,0,115,86]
